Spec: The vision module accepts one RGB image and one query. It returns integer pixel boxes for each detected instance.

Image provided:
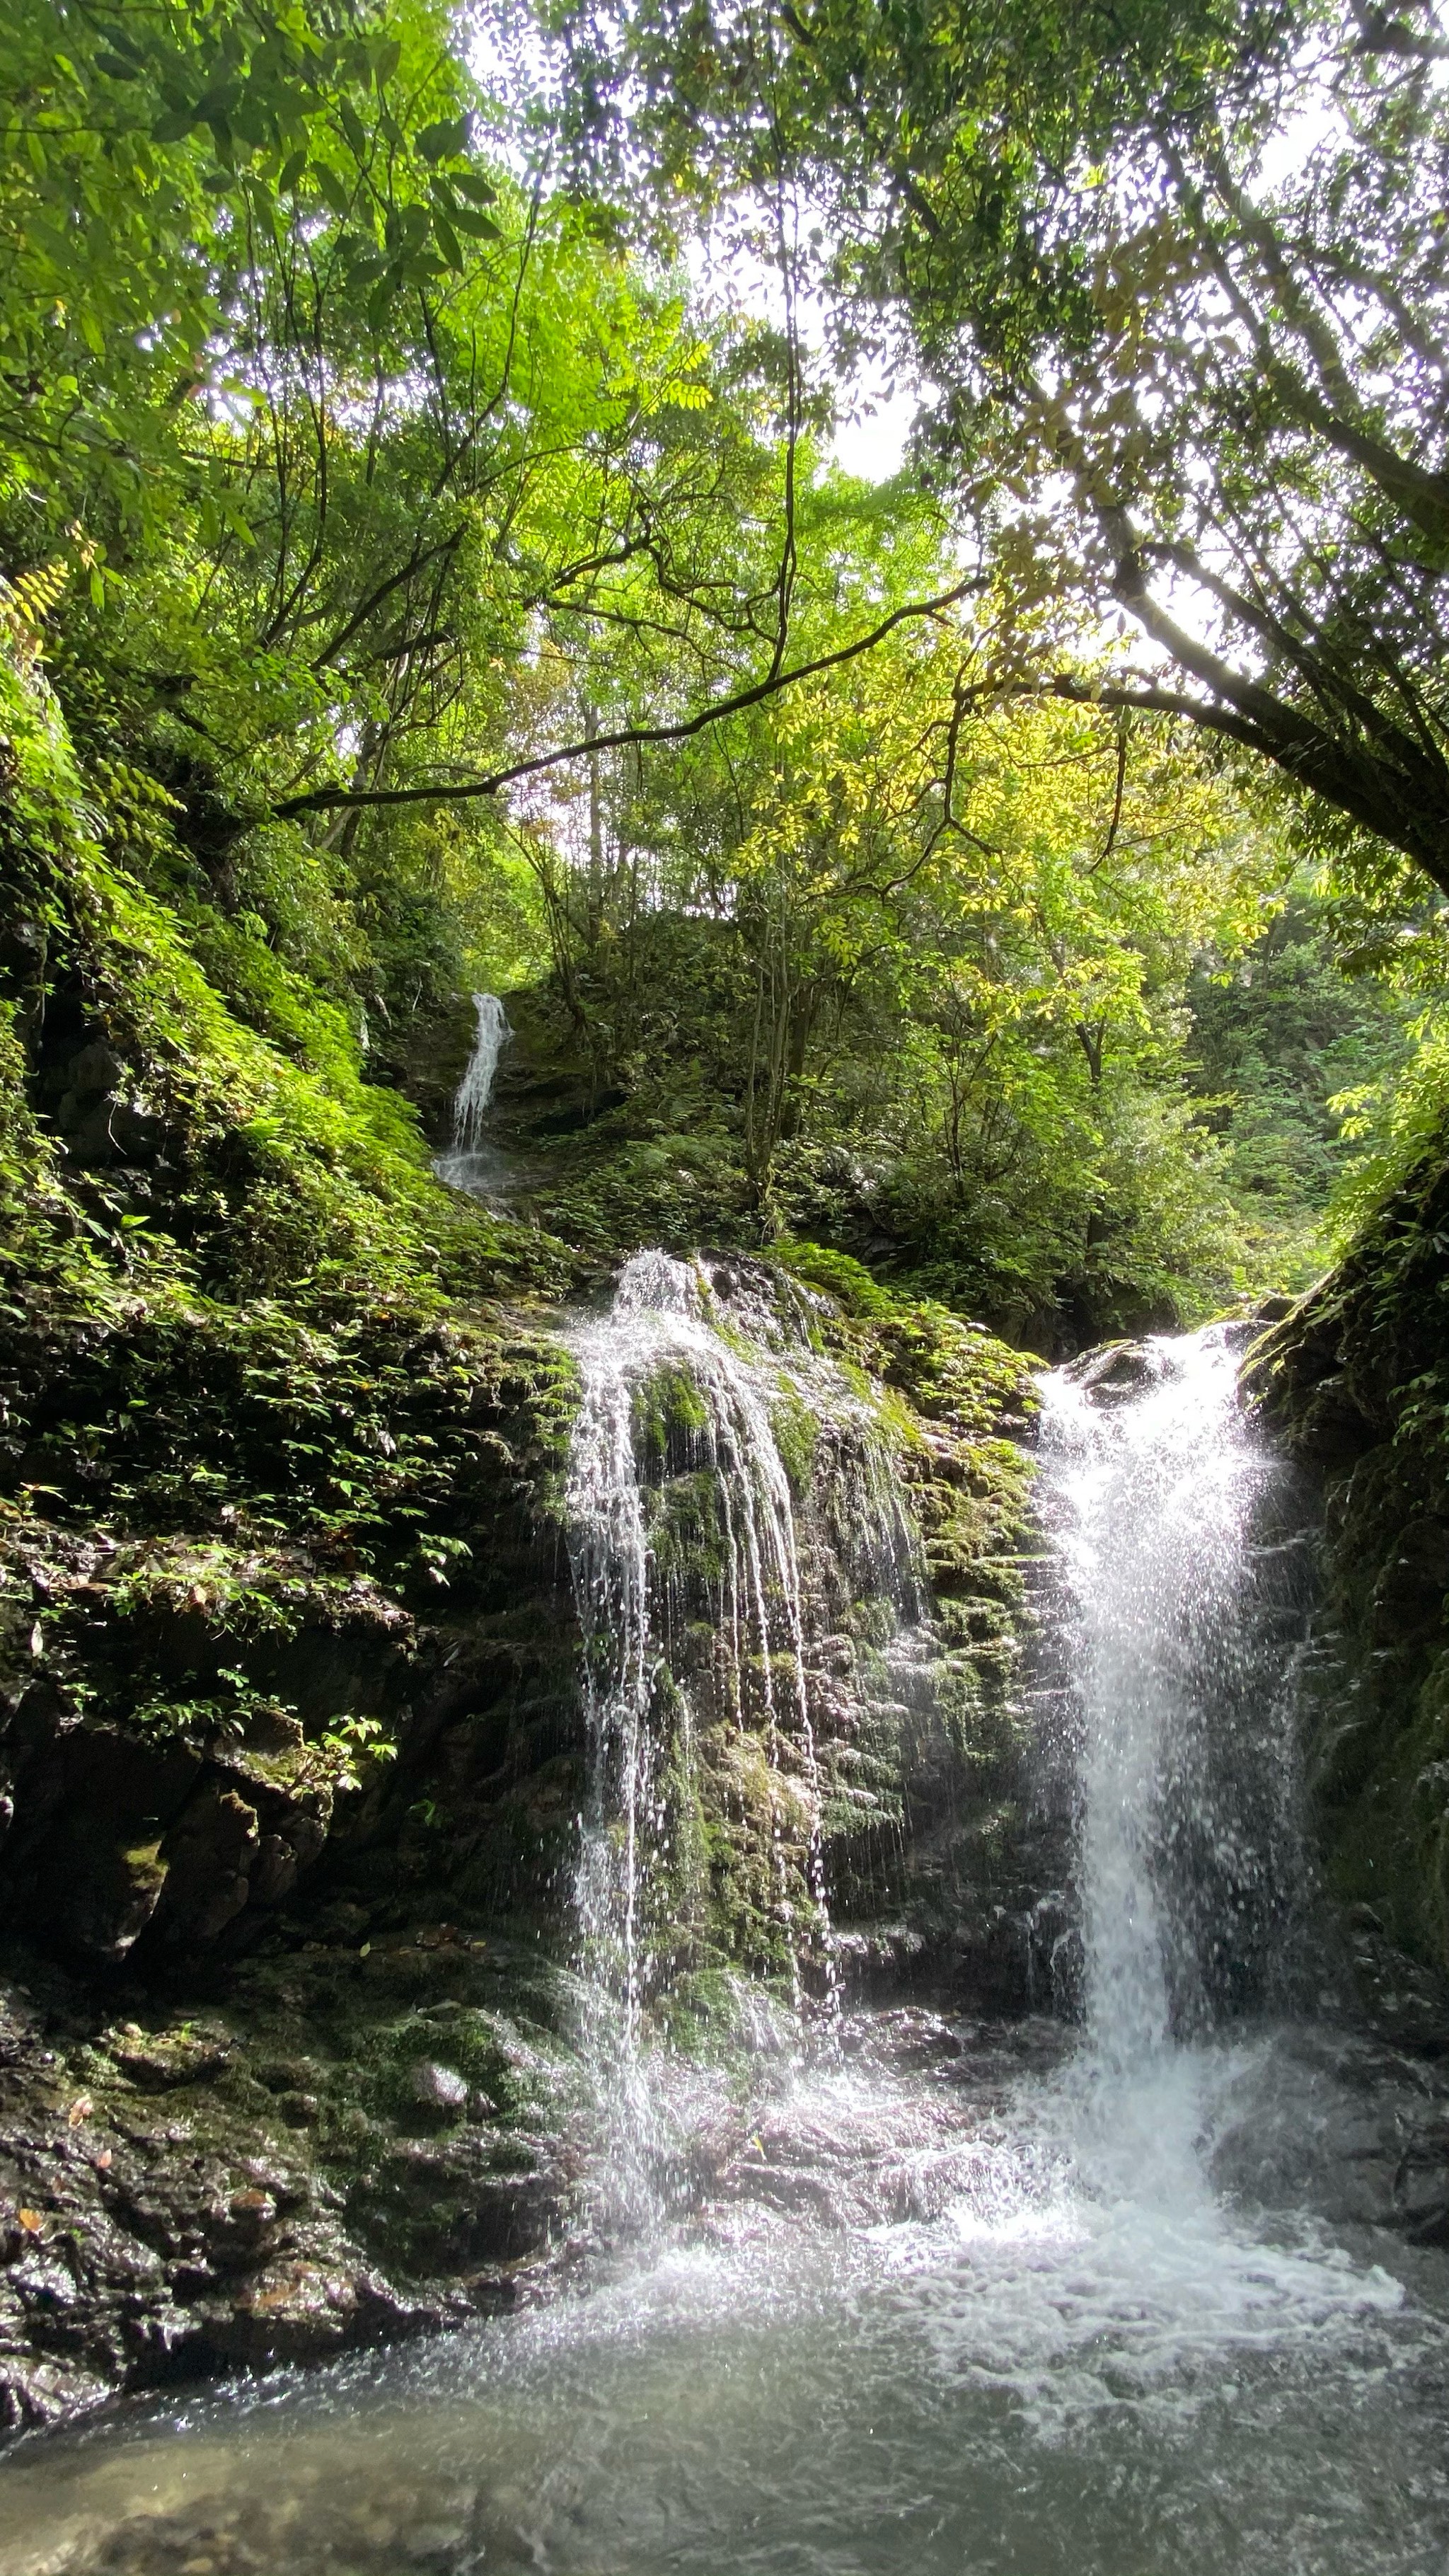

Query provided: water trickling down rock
[562,1249,920,2216]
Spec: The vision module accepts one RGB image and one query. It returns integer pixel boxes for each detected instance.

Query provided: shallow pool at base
[4,2028,1447,2576]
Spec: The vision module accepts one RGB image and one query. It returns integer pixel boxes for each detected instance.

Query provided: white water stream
[452,993,511,1149]
[1038,1326,1304,2061]
[434,991,516,1203]
[4,1324,1448,2574]
[563,1250,914,2219]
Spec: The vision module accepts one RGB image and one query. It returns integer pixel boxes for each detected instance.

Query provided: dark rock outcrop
[1244,1151,1449,2008]
[0,1942,571,2434]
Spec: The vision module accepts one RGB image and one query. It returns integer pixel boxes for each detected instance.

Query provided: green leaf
[151,108,196,144]
[280,149,308,192]
[95,25,146,65]
[431,212,463,270]
[384,204,429,255]
[339,99,368,163]
[416,117,469,166]
[312,163,351,219]
[451,171,497,205]
[448,204,502,241]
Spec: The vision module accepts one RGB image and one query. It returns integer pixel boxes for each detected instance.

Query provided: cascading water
[562,1249,917,2217]
[1036,1325,1307,2068]
[7,1328,1448,2576]
[435,991,515,1203]
[453,991,511,1146]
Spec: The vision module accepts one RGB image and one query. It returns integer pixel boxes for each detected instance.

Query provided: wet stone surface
[0,1928,580,2437]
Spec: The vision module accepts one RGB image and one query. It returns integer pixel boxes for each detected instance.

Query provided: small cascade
[562,1248,917,2219]
[452,991,511,1148]
[436,992,518,1205]
[1037,1327,1309,2071]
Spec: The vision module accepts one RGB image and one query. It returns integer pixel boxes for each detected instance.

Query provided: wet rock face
[0,1592,356,1969]
[0,1259,1056,2439]
[1243,1171,1449,1986]
[1063,1340,1158,1400]
[0,1976,433,2434]
[0,1933,575,2437]
[411,2059,469,2110]
[1210,2023,1449,2248]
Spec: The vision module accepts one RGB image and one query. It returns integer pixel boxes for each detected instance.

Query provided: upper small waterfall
[1037,1327,1306,2068]
[451,991,511,1148]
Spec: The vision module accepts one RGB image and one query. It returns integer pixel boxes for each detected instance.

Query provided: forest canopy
[1,0,1444,1346]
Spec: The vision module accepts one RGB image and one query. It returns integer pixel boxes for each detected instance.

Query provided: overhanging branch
[273,575,985,819]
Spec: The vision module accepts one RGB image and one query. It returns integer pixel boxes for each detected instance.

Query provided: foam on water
[886,2040,1410,2444]
[1,2026,1444,2576]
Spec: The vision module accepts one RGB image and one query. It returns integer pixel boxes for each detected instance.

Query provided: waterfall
[562,1249,916,2217]
[11,1320,1442,2575]
[452,991,511,1149]
[1037,1326,1307,2071]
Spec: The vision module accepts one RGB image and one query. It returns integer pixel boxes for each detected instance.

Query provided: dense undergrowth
[0,621,586,1887]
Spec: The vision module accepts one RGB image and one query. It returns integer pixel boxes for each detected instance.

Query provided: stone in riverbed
[410,2059,468,2110]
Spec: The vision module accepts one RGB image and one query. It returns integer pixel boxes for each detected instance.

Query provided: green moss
[768,1382,819,1497]
[770,1238,898,1318]
[632,1358,710,1461]
[1247,1137,1449,1980]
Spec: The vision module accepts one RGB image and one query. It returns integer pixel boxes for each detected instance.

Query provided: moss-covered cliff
[1247,1154,1449,1997]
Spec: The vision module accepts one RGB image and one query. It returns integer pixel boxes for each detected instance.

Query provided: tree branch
[273,575,986,819]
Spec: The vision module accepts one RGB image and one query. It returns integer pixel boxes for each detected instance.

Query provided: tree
[562,1,1449,900]
[505,499,1279,1332]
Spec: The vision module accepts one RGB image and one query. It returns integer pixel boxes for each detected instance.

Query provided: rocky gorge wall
[1246,1151,1449,2013]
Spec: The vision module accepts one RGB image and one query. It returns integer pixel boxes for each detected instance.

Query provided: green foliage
[573,1,1449,898]
[772,1241,896,1319]
[512,652,1288,1339]
[2,0,1426,1401]
[1325,1003,1449,1243]
[1,607,575,1322]
[1187,897,1415,1274]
